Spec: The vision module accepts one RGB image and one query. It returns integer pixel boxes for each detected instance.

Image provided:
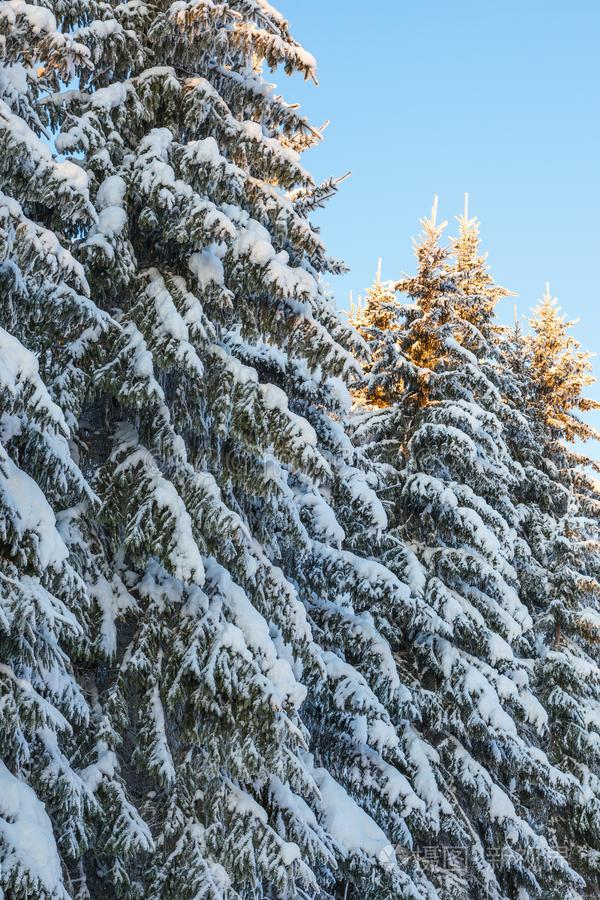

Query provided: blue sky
[276,0,600,444]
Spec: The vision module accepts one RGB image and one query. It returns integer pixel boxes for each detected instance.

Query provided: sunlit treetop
[527,284,600,442]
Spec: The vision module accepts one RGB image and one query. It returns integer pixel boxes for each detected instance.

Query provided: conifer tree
[0,6,148,895]
[527,285,600,442]
[348,259,399,407]
[1,2,443,897]
[350,202,587,899]
[502,288,600,892]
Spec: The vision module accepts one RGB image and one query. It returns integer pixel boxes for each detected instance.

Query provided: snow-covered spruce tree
[0,2,448,897]
[501,287,600,892]
[0,8,150,897]
[348,260,400,410]
[349,201,587,899]
[527,285,600,442]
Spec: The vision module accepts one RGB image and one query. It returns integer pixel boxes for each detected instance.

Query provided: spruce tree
[1,2,443,897]
[349,202,587,899]
[0,6,148,895]
[527,285,600,441]
[504,287,600,892]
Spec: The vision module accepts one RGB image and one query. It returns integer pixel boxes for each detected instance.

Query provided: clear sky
[276,0,600,445]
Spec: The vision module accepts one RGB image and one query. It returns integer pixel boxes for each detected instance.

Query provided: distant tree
[527,285,600,441]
